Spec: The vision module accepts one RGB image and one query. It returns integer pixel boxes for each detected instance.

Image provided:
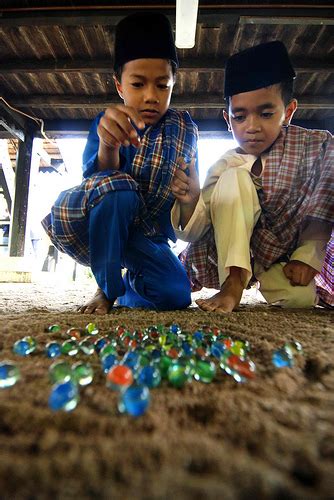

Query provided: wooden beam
[8,94,334,110]
[0,101,27,135]
[239,15,334,25]
[0,7,333,27]
[1,57,332,75]
[0,117,25,142]
[41,117,334,136]
[9,125,36,257]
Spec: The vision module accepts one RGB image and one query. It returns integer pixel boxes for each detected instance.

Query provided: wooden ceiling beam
[0,8,333,27]
[40,117,333,137]
[1,57,333,74]
[8,94,334,110]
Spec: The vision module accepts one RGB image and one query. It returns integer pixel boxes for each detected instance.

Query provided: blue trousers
[88,190,191,310]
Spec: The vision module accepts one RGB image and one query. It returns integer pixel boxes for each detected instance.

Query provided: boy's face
[223,85,297,156]
[114,58,175,126]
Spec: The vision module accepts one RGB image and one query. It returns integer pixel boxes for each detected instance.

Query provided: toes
[215,306,231,313]
[95,304,110,315]
[83,305,95,314]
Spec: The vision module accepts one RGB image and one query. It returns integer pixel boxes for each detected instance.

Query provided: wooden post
[9,125,35,256]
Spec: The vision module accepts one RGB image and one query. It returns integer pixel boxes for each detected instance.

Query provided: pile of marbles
[0,323,301,417]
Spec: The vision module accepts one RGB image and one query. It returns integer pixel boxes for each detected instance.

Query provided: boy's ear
[113,75,124,100]
[223,110,232,132]
[284,99,298,126]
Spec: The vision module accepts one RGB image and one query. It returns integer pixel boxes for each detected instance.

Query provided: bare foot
[196,268,244,313]
[78,287,115,315]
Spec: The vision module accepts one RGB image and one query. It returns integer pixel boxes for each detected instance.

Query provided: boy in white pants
[171,41,333,312]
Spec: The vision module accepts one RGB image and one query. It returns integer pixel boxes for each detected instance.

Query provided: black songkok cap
[114,12,178,70]
[224,41,296,98]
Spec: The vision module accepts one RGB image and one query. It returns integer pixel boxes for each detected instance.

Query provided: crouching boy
[171,41,333,312]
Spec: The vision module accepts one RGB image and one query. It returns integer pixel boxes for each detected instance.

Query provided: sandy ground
[0,280,333,499]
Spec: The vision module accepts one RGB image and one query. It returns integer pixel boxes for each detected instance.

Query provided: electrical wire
[0,96,50,142]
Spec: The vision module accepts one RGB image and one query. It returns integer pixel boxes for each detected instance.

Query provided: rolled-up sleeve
[171,194,211,242]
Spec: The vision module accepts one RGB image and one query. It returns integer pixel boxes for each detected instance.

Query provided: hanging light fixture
[175,0,199,49]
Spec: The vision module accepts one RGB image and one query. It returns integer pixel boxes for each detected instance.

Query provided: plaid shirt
[42,109,198,266]
[181,125,333,291]
[315,230,334,306]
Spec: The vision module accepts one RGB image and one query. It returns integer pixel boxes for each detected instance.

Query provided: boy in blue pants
[43,12,198,313]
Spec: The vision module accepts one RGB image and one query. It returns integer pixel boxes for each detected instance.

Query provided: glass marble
[194,360,216,383]
[119,385,150,417]
[106,365,134,390]
[181,341,193,357]
[49,360,73,384]
[66,327,85,340]
[167,361,191,388]
[48,380,79,412]
[147,326,159,341]
[94,337,109,354]
[272,348,294,368]
[121,351,140,370]
[166,347,179,359]
[192,331,204,346]
[0,361,20,388]
[61,339,79,356]
[101,353,117,374]
[169,324,181,335]
[72,362,94,386]
[99,344,117,358]
[138,365,161,388]
[210,341,226,359]
[230,340,247,358]
[24,336,37,351]
[138,351,151,368]
[220,354,256,382]
[79,338,95,356]
[284,341,303,356]
[158,355,173,379]
[150,348,161,361]
[85,322,99,335]
[48,324,61,333]
[45,342,61,359]
[13,339,32,356]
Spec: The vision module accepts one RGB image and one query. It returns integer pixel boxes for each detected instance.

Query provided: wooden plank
[41,117,334,136]
[8,94,334,110]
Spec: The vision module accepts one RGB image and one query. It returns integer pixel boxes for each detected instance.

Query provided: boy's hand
[283,260,318,286]
[98,105,145,149]
[171,157,200,205]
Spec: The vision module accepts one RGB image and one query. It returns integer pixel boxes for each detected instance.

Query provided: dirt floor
[0,281,333,499]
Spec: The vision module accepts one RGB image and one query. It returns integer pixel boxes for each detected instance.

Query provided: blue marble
[45,342,61,359]
[137,365,161,388]
[48,380,79,411]
[101,353,117,374]
[119,385,150,417]
[272,348,294,368]
[13,339,32,356]
[0,361,20,388]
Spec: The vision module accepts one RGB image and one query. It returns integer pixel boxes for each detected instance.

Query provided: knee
[260,281,317,308]
[96,190,139,215]
[156,282,192,310]
[278,285,317,308]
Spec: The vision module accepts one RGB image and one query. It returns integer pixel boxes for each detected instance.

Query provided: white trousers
[210,166,317,308]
